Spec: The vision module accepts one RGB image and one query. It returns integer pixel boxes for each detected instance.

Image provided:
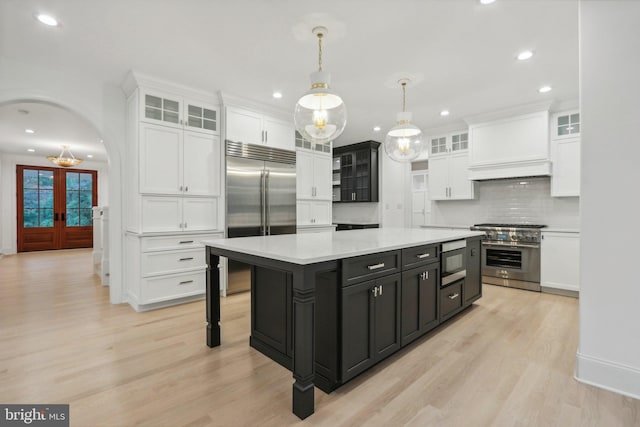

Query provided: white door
[551,138,580,197]
[183,132,220,196]
[428,156,449,200]
[313,153,333,200]
[411,172,430,227]
[141,197,182,232]
[226,107,262,145]
[139,123,182,195]
[312,201,332,225]
[296,200,312,226]
[296,150,315,199]
[182,198,218,231]
[263,116,295,151]
[448,153,473,199]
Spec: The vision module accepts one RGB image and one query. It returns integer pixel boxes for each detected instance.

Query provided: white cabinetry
[428,131,475,201]
[411,171,431,227]
[296,142,333,230]
[541,231,580,295]
[226,106,295,151]
[468,110,550,180]
[139,123,220,196]
[126,232,223,311]
[551,111,581,197]
[122,72,223,310]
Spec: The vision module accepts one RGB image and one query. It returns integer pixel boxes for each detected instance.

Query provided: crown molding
[121,70,219,103]
[464,100,553,125]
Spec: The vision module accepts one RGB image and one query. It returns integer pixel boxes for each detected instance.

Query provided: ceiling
[0,0,578,157]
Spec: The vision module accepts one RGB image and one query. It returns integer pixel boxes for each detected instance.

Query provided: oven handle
[482,242,540,249]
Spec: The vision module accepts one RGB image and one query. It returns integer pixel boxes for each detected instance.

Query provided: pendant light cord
[402,82,407,112]
[317,32,324,71]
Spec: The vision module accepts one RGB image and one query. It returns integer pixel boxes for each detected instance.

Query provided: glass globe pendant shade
[294,71,347,144]
[384,112,425,162]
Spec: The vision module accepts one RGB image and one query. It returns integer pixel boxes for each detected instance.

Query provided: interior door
[17,166,97,252]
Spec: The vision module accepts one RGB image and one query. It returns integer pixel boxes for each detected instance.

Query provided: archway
[0,94,124,304]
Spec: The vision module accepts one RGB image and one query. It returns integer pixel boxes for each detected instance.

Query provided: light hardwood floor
[1,249,639,426]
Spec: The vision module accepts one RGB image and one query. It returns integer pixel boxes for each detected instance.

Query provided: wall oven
[471,223,545,292]
[441,240,466,287]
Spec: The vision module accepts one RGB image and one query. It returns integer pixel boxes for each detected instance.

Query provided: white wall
[0,57,126,304]
[0,152,108,254]
[430,177,580,229]
[575,0,640,399]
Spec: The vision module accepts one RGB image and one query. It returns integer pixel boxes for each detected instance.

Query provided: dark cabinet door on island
[401,263,440,346]
[341,273,401,382]
[464,238,482,305]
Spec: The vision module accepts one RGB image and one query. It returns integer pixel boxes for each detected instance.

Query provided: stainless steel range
[470,223,546,292]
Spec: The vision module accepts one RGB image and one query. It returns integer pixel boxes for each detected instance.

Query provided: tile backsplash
[431,177,580,228]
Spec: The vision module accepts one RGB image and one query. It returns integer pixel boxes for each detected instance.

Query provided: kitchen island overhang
[202,227,486,420]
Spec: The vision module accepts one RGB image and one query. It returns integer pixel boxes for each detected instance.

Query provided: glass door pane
[22,169,54,228]
[65,172,94,227]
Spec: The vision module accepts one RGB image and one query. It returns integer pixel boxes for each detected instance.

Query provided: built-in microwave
[441,240,466,287]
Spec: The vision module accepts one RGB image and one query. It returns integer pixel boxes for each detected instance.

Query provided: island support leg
[206,250,221,348]
[291,268,315,419]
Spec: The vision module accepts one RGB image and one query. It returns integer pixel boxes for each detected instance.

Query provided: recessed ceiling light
[373,126,381,132]
[25,129,35,134]
[479,0,496,4]
[538,85,552,93]
[27,149,35,153]
[517,50,534,61]
[440,110,450,117]
[87,154,94,158]
[99,139,104,143]
[272,91,283,99]
[35,14,59,27]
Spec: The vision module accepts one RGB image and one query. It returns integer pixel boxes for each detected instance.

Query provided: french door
[17,165,98,252]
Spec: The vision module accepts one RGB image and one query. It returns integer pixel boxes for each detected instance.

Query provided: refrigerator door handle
[265,170,271,235]
[260,170,266,236]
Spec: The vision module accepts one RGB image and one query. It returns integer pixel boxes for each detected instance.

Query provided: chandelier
[384,79,425,162]
[47,145,83,168]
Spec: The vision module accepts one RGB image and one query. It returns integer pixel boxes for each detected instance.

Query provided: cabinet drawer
[141,233,223,252]
[440,281,463,321]
[402,244,439,269]
[141,249,205,276]
[342,250,400,286]
[140,271,205,303]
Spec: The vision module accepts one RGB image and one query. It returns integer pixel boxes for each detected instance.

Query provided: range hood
[466,104,551,181]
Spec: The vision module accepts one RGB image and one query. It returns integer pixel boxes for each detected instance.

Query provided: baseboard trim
[575,351,640,400]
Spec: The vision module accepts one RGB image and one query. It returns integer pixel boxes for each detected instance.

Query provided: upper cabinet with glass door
[429,131,469,156]
[140,88,219,136]
[552,110,580,139]
[295,131,331,153]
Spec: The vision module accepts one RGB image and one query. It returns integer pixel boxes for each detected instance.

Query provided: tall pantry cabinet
[122,72,224,311]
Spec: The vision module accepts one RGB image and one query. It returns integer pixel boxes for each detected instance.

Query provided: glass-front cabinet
[554,111,580,138]
[140,89,220,136]
[333,141,380,203]
[429,131,468,156]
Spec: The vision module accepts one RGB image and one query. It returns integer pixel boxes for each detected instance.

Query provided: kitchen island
[202,227,485,419]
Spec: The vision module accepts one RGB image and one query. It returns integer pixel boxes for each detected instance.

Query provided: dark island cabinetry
[333,141,380,203]
[246,236,483,395]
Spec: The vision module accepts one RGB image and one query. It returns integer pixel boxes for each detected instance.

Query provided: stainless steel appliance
[471,223,545,292]
[226,141,296,293]
[441,240,467,287]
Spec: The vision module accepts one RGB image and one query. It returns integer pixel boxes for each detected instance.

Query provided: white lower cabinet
[126,232,223,311]
[141,197,217,232]
[297,200,331,226]
[541,231,580,295]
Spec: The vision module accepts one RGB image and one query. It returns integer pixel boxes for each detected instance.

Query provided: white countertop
[202,227,485,265]
[420,224,471,230]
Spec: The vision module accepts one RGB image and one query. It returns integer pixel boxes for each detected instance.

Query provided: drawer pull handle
[179,240,194,244]
[367,263,385,270]
[179,257,194,261]
[179,280,194,285]
[448,293,460,300]
[417,253,431,259]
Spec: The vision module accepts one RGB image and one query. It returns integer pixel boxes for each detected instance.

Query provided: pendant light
[384,79,425,162]
[294,26,347,144]
[47,145,83,168]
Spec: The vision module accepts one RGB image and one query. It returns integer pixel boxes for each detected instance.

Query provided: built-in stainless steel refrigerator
[225,141,296,293]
